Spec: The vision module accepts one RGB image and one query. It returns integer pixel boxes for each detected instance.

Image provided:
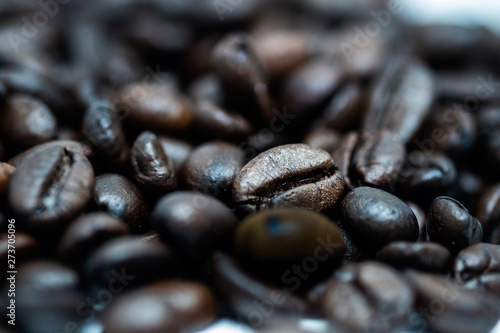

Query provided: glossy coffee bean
[0,162,15,196]
[321,262,414,333]
[376,241,453,273]
[180,141,244,202]
[427,196,483,254]
[233,144,345,214]
[157,135,193,174]
[476,183,500,236]
[57,213,129,266]
[131,131,177,192]
[405,270,499,333]
[93,174,148,233]
[84,236,175,290]
[454,243,500,284]
[342,187,419,249]
[321,81,364,131]
[406,201,427,241]
[102,280,217,333]
[8,145,94,230]
[0,94,57,149]
[151,192,238,261]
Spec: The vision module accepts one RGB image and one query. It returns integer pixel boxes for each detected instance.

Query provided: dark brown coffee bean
[234,144,345,214]
[0,94,57,149]
[321,81,364,130]
[82,98,129,168]
[85,236,174,289]
[211,252,309,323]
[151,192,238,261]
[405,270,499,333]
[157,135,193,174]
[377,241,453,273]
[130,131,177,192]
[342,187,419,249]
[188,74,224,105]
[478,107,500,170]
[0,162,15,196]
[427,196,483,254]
[8,145,94,230]
[454,243,500,284]
[321,262,414,333]
[0,232,38,268]
[476,183,500,238]
[406,201,427,241]
[102,281,217,333]
[235,208,346,275]
[93,174,148,233]
[351,130,405,188]
[302,126,342,153]
[331,131,358,189]
[181,141,244,202]
[117,82,194,133]
[363,58,435,143]
[57,213,129,266]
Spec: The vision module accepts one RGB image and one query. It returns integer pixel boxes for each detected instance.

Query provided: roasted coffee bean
[351,130,405,188]
[454,243,500,283]
[321,81,364,131]
[0,94,57,149]
[0,162,15,196]
[235,209,346,275]
[93,174,148,233]
[57,213,129,266]
[302,126,342,153]
[151,192,238,261]
[180,141,244,202]
[84,236,174,290]
[405,270,499,333]
[131,131,177,192]
[377,241,453,273]
[188,74,224,105]
[157,135,193,174]
[342,187,419,249]
[211,252,309,322]
[478,107,500,170]
[234,144,345,214]
[363,58,435,143]
[102,281,217,333]
[321,262,414,333]
[0,232,38,268]
[117,82,194,133]
[82,98,129,168]
[8,145,94,230]
[427,196,483,254]
[331,131,358,189]
[406,201,427,241]
[475,183,500,237]
[447,168,485,213]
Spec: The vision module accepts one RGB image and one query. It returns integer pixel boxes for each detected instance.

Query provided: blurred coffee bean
[321,262,413,333]
[476,183,500,237]
[84,236,175,290]
[180,141,244,202]
[57,213,129,267]
[435,71,500,102]
[157,135,193,174]
[8,146,94,231]
[454,243,500,284]
[0,163,15,196]
[0,232,38,269]
[0,94,57,150]
[235,209,346,275]
[131,131,177,193]
[233,144,345,214]
[321,81,364,130]
[447,169,485,213]
[427,196,483,254]
[93,174,148,233]
[302,127,342,153]
[151,192,238,261]
[478,107,500,170]
[377,241,453,273]
[406,201,427,241]
[363,58,434,143]
[102,281,217,333]
[331,131,358,189]
[342,187,419,249]
[405,270,499,333]
[188,74,224,105]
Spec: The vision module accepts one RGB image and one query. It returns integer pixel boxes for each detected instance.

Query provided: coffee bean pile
[1,1,500,332]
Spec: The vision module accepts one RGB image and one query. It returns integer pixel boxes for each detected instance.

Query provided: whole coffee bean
[8,145,94,230]
[427,196,482,254]
[321,81,364,131]
[0,162,15,196]
[82,98,129,168]
[342,187,419,249]
[84,236,174,290]
[158,135,193,174]
[233,144,345,214]
[0,94,57,149]
[180,141,244,202]
[151,192,238,261]
[234,208,346,275]
[57,213,129,266]
[363,58,435,143]
[302,127,342,153]
[321,262,414,333]
[351,130,405,188]
[0,232,38,269]
[131,131,177,192]
[211,252,309,322]
[406,201,427,241]
[376,241,453,273]
[117,82,194,133]
[102,281,217,333]
[454,243,500,284]
[476,182,500,236]
[405,270,499,333]
[93,174,148,233]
